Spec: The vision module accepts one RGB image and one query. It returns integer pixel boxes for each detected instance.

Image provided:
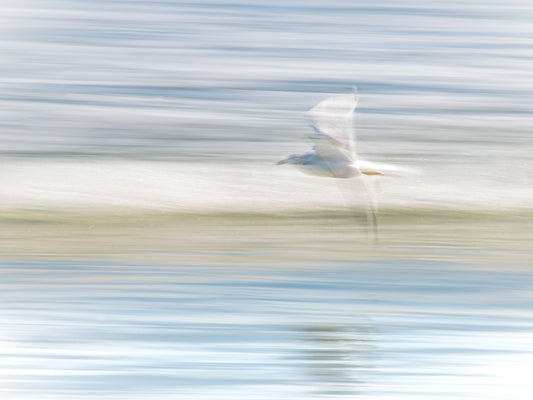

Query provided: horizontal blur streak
[0,159,531,213]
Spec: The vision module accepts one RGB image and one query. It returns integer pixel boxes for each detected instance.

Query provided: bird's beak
[276,159,286,165]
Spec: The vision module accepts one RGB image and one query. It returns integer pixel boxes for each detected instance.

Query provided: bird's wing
[334,166,379,242]
[307,89,358,162]
[356,171,379,242]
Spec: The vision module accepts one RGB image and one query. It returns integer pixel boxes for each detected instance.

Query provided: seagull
[277,88,398,239]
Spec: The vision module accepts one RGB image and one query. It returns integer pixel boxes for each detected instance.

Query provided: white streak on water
[1,160,532,213]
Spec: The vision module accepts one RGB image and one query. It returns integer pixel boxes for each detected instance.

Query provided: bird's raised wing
[307,90,358,162]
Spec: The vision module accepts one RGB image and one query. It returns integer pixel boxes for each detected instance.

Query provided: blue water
[2,258,533,399]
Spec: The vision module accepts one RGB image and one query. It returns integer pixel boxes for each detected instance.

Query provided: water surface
[1,1,533,399]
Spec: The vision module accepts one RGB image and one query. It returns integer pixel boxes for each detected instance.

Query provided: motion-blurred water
[2,0,533,212]
[1,1,533,399]
[2,256,533,400]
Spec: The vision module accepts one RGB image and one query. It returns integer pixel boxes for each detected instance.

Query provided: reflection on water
[295,325,374,396]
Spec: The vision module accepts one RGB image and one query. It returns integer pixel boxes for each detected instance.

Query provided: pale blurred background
[1,1,533,399]
[2,0,533,212]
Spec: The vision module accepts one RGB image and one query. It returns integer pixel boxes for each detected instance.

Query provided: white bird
[277,89,397,238]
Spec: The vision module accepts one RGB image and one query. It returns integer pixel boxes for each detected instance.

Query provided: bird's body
[277,89,397,239]
[279,153,396,179]
[280,152,359,178]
